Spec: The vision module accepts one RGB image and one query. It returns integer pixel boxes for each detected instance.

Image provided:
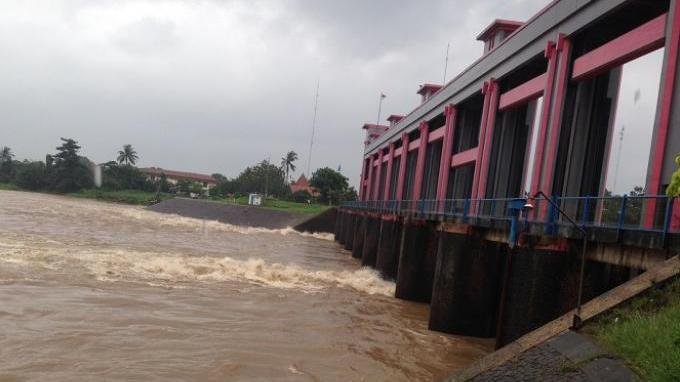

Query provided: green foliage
[14,160,47,190]
[117,144,139,165]
[70,189,172,205]
[177,179,204,195]
[280,151,298,183]
[310,167,350,205]
[48,138,94,193]
[233,159,288,197]
[291,190,312,203]
[102,162,153,191]
[590,278,680,381]
[0,146,15,182]
[666,154,680,196]
[213,195,329,215]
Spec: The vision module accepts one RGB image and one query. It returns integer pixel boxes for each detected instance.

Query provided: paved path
[468,331,635,382]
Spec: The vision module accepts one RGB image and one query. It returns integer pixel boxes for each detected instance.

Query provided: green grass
[69,189,173,206]
[210,195,330,215]
[585,277,680,381]
[0,182,22,191]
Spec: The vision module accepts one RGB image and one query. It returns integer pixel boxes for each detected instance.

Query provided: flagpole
[376,93,386,125]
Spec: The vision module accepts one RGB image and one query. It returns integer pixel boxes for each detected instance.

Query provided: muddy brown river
[0,191,491,381]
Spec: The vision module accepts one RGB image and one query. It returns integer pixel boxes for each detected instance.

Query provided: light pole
[526,191,588,328]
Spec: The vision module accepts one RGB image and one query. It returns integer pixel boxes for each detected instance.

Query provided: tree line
[0,141,357,205]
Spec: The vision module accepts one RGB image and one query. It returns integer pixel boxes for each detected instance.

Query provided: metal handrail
[341,195,677,234]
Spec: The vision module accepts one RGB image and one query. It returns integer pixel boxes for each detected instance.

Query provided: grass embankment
[584,276,680,381]
[69,189,173,205]
[211,195,330,215]
[0,183,171,206]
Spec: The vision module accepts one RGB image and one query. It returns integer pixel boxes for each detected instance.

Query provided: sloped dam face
[0,191,491,381]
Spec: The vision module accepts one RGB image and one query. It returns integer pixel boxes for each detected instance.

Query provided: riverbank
[209,195,330,215]
[583,276,680,381]
[147,197,315,230]
[450,257,680,381]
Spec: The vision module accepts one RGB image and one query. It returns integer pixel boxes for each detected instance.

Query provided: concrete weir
[395,220,439,303]
[375,217,402,280]
[429,232,506,338]
[361,216,381,267]
[352,214,367,259]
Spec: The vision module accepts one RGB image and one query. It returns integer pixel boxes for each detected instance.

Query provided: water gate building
[336,0,680,348]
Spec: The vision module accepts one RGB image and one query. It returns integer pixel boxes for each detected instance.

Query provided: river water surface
[0,191,491,381]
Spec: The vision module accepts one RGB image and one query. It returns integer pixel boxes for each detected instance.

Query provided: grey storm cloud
[0,0,563,186]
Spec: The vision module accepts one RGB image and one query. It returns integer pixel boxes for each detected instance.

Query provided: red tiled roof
[140,167,217,184]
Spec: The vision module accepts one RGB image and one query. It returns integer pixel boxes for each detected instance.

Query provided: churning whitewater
[0,191,491,381]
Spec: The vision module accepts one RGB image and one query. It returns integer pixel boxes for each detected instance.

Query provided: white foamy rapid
[117,207,336,241]
[0,242,394,296]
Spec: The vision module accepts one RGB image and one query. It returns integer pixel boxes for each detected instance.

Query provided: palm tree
[0,146,13,163]
[117,144,139,165]
[280,151,298,183]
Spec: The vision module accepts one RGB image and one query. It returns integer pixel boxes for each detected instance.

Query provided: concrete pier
[375,217,402,280]
[352,214,367,259]
[429,233,506,337]
[361,216,381,267]
[496,248,568,346]
[345,213,358,251]
[395,220,439,303]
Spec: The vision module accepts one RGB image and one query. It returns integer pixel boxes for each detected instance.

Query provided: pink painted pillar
[395,132,410,200]
[475,79,500,200]
[539,34,572,218]
[436,104,457,200]
[529,40,558,200]
[645,4,680,228]
[359,158,368,201]
[471,80,493,201]
[412,121,430,200]
[365,155,375,200]
[373,150,384,200]
[383,143,396,200]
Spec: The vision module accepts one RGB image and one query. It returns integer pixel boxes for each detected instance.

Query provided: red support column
[383,143,396,200]
[373,150,384,200]
[412,121,430,200]
[540,34,572,216]
[436,104,457,200]
[530,40,558,199]
[365,155,375,200]
[471,81,493,201]
[395,132,410,200]
[645,4,680,228]
[475,79,500,200]
[359,158,368,201]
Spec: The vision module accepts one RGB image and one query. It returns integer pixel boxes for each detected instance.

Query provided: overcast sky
[0,0,555,187]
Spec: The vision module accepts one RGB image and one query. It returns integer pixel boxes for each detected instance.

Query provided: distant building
[140,167,217,188]
[290,174,318,196]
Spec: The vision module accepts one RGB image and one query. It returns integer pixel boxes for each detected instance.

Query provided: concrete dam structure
[338,0,680,348]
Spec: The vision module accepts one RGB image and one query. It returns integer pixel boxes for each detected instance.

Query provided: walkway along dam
[337,0,680,349]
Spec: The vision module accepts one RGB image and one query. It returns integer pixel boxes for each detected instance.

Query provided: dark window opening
[485,104,531,199]
[378,162,388,200]
[403,151,418,200]
[553,69,621,218]
[499,53,548,93]
[428,113,446,132]
[421,141,442,200]
[389,157,401,200]
[453,93,484,153]
[570,0,669,57]
[446,164,475,199]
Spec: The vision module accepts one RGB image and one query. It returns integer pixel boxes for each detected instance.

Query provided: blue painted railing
[341,195,678,235]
